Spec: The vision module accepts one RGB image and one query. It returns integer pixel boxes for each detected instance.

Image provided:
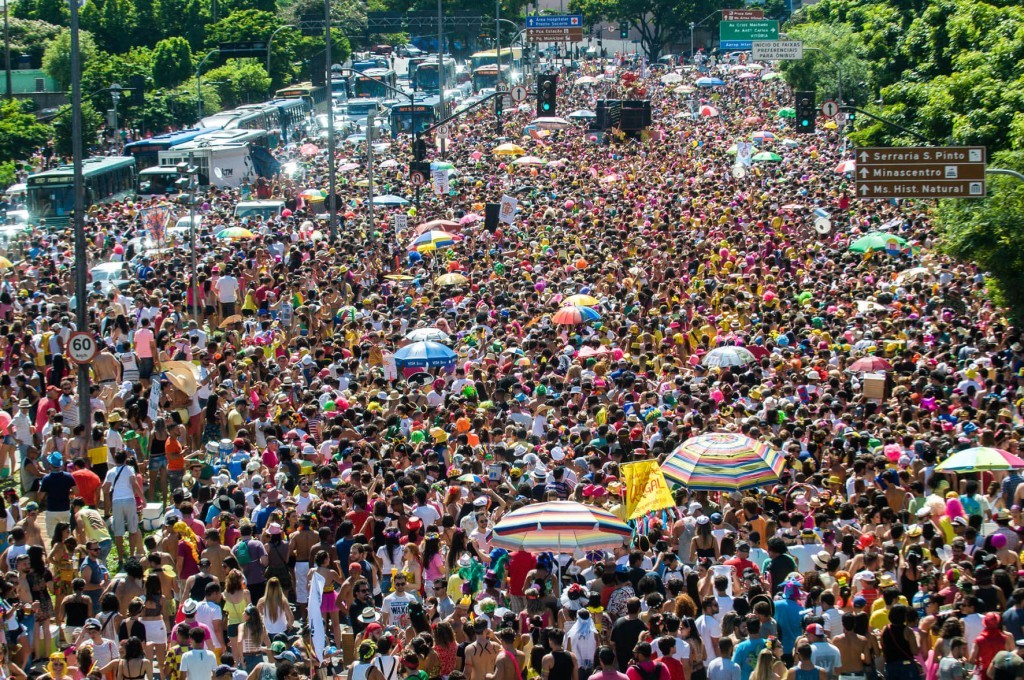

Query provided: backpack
[233,539,252,566]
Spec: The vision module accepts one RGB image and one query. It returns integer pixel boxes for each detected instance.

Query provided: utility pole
[188,153,198,320]
[3,0,11,100]
[367,111,375,234]
[109,83,122,152]
[495,0,502,85]
[437,0,446,159]
[70,0,90,428]
[325,4,338,241]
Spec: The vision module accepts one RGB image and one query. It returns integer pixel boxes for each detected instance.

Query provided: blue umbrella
[695,77,726,87]
[394,341,457,368]
[372,194,410,206]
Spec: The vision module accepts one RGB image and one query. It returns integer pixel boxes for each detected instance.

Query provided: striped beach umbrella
[662,433,786,491]
[935,447,1024,472]
[491,501,633,551]
[394,341,456,369]
[552,305,601,325]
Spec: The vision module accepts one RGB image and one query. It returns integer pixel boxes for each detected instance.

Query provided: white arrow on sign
[510,85,528,103]
[859,151,869,161]
[859,184,870,195]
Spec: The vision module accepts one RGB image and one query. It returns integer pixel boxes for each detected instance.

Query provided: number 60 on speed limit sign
[68,331,98,364]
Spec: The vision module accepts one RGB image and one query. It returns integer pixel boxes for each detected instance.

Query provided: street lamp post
[495,0,502,85]
[109,83,122,151]
[196,49,219,121]
[324,0,338,242]
[690,10,720,62]
[176,155,199,320]
[3,0,11,100]
[266,25,295,95]
[69,0,90,428]
[366,111,375,234]
[437,0,446,159]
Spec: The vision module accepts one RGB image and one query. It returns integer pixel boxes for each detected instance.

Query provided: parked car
[370,44,394,55]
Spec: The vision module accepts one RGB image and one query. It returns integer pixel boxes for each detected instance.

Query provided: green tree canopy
[12,0,68,27]
[777,23,871,106]
[934,152,1024,319]
[206,59,272,107]
[152,37,194,89]
[8,17,62,67]
[0,100,51,162]
[51,101,103,157]
[42,27,97,91]
[80,0,138,54]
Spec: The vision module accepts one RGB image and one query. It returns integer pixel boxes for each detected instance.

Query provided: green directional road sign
[719,20,779,50]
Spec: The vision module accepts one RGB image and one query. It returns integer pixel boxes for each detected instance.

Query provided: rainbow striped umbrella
[491,501,632,551]
[661,433,785,491]
[552,305,601,325]
[409,230,456,251]
[935,447,1024,472]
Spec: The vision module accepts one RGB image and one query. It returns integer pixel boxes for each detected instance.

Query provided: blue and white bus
[390,96,451,137]
[123,129,213,169]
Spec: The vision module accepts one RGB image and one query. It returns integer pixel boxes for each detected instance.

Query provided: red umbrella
[745,345,770,360]
[299,143,319,157]
[414,219,461,235]
[849,356,893,372]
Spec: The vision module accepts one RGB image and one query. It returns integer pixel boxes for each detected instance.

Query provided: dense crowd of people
[0,48,1020,680]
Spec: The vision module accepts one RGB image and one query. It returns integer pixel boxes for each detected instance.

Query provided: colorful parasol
[435,273,468,287]
[935,447,1024,472]
[414,219,461,235]
[491,501,632,551]
[848,356,893,372]
[834,159,856,174]
[563,294,600,307]
[216,227,255,239]
[849,232,909,254]
[699,105,720,117]
[493,143,526,156]
[409,230,456,251]
[552,305,601,325]
[661,433,786,491]
[394,341,457,368]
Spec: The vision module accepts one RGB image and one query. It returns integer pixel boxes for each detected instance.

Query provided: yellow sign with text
[622,460,676,520]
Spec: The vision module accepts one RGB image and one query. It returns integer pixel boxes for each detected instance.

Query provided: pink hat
[267,523,283,535]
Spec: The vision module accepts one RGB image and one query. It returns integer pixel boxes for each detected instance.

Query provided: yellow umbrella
[384,275,415,281]
[0,257,13,269]
[435,273,468,286]
[823,120,838,130]
[564,294,599,306]
[355,179,377,187]
[493,143,526,156]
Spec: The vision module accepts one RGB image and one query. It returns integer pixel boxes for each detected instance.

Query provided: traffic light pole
[420,90,509,138]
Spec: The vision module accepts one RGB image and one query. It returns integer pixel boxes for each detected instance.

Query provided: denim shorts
[149,455,168,471]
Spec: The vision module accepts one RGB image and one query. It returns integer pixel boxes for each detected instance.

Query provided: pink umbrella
[834,159,857,174]
[459,213,480,224]
[699,105,719,117]
[299,143,319,156]
[737,72,758,80]
[339,162,360,172]
[743,115,762,125]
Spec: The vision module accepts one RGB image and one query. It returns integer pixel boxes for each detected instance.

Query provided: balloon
[0,411,11,435]
[535,282,545,292]
[564,200,575,210]
[498,163,506,170]
[471,151,482,160]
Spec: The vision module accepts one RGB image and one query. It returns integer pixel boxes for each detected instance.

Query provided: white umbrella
[531,116,570,130]
[379,159,399,169]
[702,346,757,368]
[660,73,684,84]
[405,327,452,343]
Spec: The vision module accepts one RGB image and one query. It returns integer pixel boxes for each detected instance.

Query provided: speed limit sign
[67,331,98,365]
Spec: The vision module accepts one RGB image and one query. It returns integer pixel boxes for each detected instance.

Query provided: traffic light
[619,22,628,39]
[412,137,427,161]
[537,74,557,117]
[129,75,145,106]
[494,93,503,116]
[795,90,816,134]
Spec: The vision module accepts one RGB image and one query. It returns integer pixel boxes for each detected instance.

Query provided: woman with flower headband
[348,641,387,680]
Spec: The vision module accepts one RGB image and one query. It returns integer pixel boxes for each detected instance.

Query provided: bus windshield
[415,67,439,91]
[28,184,73,218]
[354,78,389,99]
[138,169,180,196]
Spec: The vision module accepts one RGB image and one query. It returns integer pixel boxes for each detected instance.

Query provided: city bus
[265,98,310,144]
[352,68,398,99]
[352,57,389,73]
[470,47,523,72]
[274,82,329,113]
[123,129,213,169]
[472,64,501,92]
[27,156,136,225]
[389,96,452,137]
[411,56,457,94]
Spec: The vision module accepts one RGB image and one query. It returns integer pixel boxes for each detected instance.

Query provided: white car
[89,262,130,292]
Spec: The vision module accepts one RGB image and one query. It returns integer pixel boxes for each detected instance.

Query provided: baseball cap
[852,595,867,607]
[215,666,234,677]
[806,623,824,636]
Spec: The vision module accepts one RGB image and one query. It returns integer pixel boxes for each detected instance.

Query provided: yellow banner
[622,460,676,520]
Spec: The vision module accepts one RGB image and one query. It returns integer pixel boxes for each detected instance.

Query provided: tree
[0,100,51,162]
[0,163,17,192]
[8,17,63,68]
[42,28,98,91]
[934,151,1024,319]
[134,0,161,47]
[777,23,871,106]
[157,0,210,48]
[206,59,271,107]
[152,37,194,89]
[12,0,68,26]
[81,47,153,129]
[81,0,138,54]
[206,10,307,88]
[51,101,104,156]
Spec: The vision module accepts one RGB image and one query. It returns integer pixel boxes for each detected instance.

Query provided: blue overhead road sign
[526,15,583,28]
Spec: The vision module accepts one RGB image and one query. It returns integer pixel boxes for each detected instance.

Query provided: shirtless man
[104,557,146,614]
[833,612,873,680]
[464,619,502,680]
[92,347,121,387]
[201,530,232,582]
[17,502,43,547]
[288,514,318,618]
[308,526,337,572]
[486,628,527,680]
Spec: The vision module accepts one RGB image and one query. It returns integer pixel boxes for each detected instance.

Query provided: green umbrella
[726,143,738,155]
[777,107,796,118]
[752,152,783,162]
[761,72,783,82]
[849,232,909,254]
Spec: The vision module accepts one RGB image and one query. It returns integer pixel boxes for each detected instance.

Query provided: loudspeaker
[484,203,500,233]
[620,109,646,131]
